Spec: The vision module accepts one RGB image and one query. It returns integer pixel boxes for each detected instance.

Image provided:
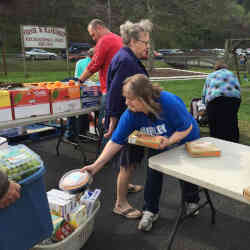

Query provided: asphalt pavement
[25,137,250,250]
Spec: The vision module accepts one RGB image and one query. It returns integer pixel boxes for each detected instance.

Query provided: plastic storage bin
[0,166,53,250]
[31,200,100,250]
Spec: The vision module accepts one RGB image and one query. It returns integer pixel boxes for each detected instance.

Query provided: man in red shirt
[79,19,122,147]
[79,19,123,95]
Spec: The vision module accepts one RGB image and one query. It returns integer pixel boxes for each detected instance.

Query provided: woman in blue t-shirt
[81,74,200,231]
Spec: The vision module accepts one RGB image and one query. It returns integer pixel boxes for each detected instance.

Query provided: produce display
[0,144,42,182]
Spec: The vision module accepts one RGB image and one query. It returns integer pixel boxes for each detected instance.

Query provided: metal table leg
[56,118,88,165]
[166,181,216,250]
[56,118,65,157]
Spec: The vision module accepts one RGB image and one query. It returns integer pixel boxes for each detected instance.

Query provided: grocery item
[52,221,74,242]
[69,204,87,228]
[51,214,64,235]
[47,189,79,219]
[0,144,42,182]
[128,130,162,149]
[0,90,12,121]
[80,189,101,217]
[59,169,93,194]
[185,140,221,157]
[10,87,51,119]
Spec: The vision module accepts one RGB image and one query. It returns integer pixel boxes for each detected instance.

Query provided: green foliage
[2,0,250,53]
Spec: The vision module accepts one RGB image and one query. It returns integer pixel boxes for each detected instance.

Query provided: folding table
[148,137,250,249]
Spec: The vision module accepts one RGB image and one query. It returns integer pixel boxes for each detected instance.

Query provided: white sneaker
[185,202,199,216]
[138,211,159,231]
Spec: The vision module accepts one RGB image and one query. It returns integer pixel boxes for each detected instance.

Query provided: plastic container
[0,166,53,250]
[0,144,43,182]
[31,200,100,250]
[59,169,93,194]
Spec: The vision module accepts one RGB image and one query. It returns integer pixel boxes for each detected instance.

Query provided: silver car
[25,48,57,60]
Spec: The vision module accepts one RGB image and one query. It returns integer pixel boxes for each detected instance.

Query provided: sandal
[128,184,144,193]
[113,207,142,219]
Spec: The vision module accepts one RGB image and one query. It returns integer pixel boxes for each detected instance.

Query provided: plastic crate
[0,166,53,250]
[31,200,100,250]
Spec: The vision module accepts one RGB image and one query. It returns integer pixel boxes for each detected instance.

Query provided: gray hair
[120,19,153,46]
[88,19,106,30]
[214,60,228,70]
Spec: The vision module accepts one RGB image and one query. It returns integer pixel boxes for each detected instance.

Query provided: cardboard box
[185,140,221,157]
[243,186,250,201]
[0,90,13,121]
[80,189,101,217]
[50,86,81,114]
[47,189,79,220]
[10,87,50,119]
[128,130,162,149]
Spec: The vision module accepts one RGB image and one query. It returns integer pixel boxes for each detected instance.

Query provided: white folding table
[0,106,100,164]
[148,137,250,249]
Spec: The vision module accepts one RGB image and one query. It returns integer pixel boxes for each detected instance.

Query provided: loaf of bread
[243,186,250,201]
[128,130,162,150]
[185,140,221,157]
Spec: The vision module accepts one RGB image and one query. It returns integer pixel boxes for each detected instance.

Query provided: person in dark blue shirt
[101,19,152,220]
[81,74,200,231]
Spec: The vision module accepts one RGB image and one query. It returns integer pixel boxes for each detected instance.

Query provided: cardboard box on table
[0,90,13,121]
[80,82,101,108]
[50,86,81,114]
[10,87,51,119]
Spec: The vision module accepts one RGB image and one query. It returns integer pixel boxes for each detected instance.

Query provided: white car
[25,48,57,60]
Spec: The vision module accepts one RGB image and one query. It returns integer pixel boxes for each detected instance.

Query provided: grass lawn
[0,64,250,145]
[158,78,250,146]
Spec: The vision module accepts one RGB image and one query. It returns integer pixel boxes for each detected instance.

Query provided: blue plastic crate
[0,166,53,250]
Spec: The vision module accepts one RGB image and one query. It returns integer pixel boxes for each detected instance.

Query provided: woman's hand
[156,136,171,150]
[80,164,99,176]
[0,181,21,209]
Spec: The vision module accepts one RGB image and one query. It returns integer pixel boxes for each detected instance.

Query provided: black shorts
[112,143,145,169]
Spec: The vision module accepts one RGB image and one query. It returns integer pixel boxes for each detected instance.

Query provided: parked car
[62,42,92,61]
[25,48,57,60]
[158,49,173,55]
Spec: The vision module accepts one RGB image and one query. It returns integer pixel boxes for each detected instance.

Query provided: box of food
[128,130,162,149]
[46,189,81,219]
[50,86,81,114]
[0,90,13,121]
[10,87,51,119]
[80,83,101,108]
[243,186,250,201]
[185,139,221,157]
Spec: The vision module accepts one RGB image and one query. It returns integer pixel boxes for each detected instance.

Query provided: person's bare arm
[78,68,93,83]
[104,117,118,139]
[80,140,123,175]
[157,124,193,149]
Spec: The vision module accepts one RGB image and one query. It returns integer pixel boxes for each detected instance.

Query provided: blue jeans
[143,149,200,214]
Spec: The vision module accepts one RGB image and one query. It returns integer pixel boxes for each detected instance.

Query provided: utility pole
[0,34,8,76]
[107,0,111,30]
[146,0,154,72]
